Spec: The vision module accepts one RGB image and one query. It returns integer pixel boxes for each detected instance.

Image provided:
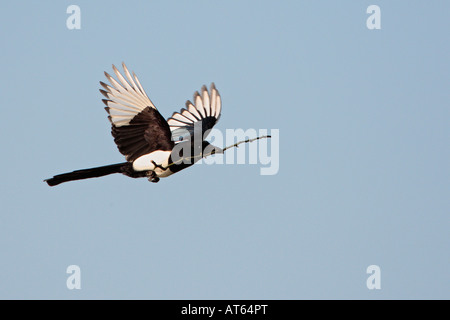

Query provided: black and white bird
[45,63,269,186]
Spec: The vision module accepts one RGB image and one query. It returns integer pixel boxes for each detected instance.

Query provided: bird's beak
[210,145,224,155]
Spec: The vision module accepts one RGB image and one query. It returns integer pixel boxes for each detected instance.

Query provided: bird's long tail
[44,162,127,187]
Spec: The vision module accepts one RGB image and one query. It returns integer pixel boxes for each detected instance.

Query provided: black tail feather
[45,162,127,186]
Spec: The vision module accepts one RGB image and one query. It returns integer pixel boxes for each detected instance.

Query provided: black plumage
[45,63,223,186]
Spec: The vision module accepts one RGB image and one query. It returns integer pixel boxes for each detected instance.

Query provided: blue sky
[0,1,448,299]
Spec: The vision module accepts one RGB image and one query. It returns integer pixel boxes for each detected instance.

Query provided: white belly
[132,150,173,178]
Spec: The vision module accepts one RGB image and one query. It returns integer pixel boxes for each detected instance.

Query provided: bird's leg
[151,160,167,171]
[146,170,160,183]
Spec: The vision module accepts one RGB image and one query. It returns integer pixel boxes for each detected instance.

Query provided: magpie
[44,63,269,186]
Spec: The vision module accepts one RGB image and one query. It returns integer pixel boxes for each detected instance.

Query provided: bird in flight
[44,63,269,186]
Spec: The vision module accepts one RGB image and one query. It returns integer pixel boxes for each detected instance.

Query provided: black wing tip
[99,89,109,98]
[104,71,113,81]
[99,81,109,89]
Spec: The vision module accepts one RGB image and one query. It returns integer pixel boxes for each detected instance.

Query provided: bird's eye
[178,136,183,141]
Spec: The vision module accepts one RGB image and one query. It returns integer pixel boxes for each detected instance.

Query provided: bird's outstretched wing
[100,63,174,162]
[167,83,222,143]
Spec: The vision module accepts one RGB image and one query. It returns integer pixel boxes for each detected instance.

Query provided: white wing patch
[167,83,222,133]
[100,63,156,127]
[132,150,173,177]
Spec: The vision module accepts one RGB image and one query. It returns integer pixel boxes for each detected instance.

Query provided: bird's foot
[146,170,160,183]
